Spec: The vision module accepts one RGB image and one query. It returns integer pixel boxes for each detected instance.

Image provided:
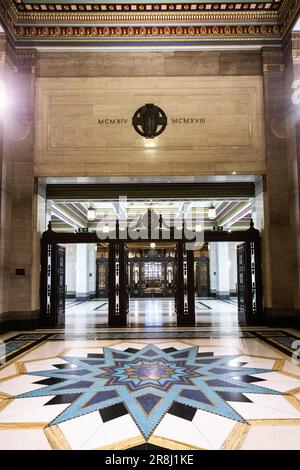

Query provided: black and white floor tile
[64,298,238,328]
[0,328,300,450]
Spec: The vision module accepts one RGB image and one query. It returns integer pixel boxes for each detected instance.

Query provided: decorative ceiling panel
[8,0,285,13]
[0,0,299,48]
[50,198,252,231]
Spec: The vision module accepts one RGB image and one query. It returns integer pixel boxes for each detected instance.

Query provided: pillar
[65,244,77,298]
[262,42,300,325]
[252,176,265,232]
[209,243,231,299]
[0,34,38,328]
[216,242,230,300]
[75,244,89,300]
[209,243,217,297]
[0,33,11,326]
[228,242,238,297]
[283,33,300,325]
[88,244,96,299]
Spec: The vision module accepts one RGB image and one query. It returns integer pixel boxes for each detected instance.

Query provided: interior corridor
[64,297,238,328]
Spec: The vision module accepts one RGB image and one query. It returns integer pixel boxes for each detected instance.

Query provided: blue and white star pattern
[1,337,300,450]
[15,344,282,438]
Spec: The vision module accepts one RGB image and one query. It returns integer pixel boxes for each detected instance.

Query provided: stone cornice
[280,0,300,39]
[3,35,37,73]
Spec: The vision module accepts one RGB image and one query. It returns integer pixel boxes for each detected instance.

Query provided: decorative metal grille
[183,247,188,315]
[250,242,257,315]
[115,244,120,316]
[46,244,52,316]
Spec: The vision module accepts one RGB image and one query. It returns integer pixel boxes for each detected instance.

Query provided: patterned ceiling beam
[215,200,243,225]
[59,202,88,226]
[52,203,86,228]
[68,201,88,220]
[51,200,252,229]
[112,200,128,219]
[220,202,252,228]
[215,200,233,220]
[51,206,80,229]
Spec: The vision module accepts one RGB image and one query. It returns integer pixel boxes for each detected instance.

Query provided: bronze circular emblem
[132,103,167,139]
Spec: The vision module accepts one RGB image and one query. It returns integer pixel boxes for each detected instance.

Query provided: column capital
[4,38,37,75]
[261,46,284,75]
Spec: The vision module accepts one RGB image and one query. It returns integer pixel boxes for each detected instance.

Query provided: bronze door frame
[39,221,262,327]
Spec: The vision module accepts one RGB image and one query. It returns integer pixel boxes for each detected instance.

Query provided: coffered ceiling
[0,0,299,48]
[49,199,252,232]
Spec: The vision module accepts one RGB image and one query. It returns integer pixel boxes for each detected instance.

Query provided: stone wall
[37,51,262,78]
[0,34,11,324]
[34,75,265,177]
[0,44,299,327]
[0,39,39,327]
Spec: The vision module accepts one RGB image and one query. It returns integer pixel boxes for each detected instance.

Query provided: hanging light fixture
[208,204,216,220]
[87,205,96,221]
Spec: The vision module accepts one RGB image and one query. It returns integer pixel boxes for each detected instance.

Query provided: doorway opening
[59,243,109,328]
[127,241,176,327]
[40,179,264,329]
[47,236,258,329]
[194,242,241,327]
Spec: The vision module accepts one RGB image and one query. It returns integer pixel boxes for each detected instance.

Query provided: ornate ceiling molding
[280,0,300,38]
[46,182,256,200]
[0,0,299,48]
[7,0,283,15]
[3,35,37,72]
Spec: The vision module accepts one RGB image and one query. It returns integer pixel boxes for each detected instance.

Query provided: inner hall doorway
[41,232,261,329]
[40,181,263,329]
[127,241,177,327]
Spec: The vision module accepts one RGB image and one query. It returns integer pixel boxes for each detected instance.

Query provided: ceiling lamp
[208,204,216,220]
[150,242,156,249]
[87,206,96,221]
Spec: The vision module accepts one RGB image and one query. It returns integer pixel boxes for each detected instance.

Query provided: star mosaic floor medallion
[13,344,284,439]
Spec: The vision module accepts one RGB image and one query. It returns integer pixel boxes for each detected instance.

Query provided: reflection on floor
[65,297,238,328]
[0,328,299,450]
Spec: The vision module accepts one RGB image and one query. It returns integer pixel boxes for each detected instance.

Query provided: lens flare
[0,80,7,116]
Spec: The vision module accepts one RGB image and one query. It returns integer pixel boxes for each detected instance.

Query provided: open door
[124,243,130,319]
[40,219,263,328]
[196,256,210,297]
[237,243,247,325]
[108,242,129,326]
[174,243,181,322]
[175,241,195,326]
[237,241,263,326]
[96,256,109,298]
[56,245,66,327]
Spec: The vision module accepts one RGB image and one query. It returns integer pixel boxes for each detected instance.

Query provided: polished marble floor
[0,327,299,450]
[65,297,238,328]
